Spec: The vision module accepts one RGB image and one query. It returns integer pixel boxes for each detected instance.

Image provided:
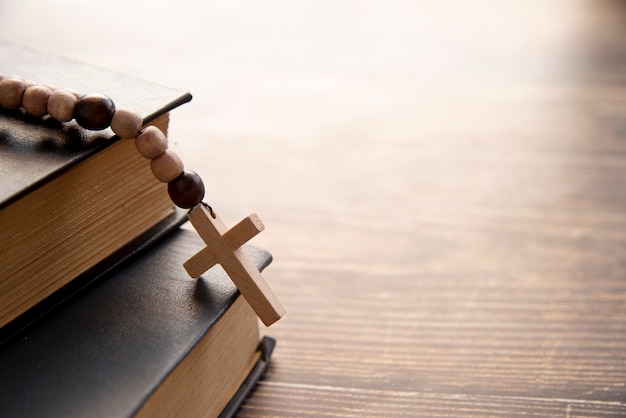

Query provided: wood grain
[185,213,264,277]
[187,205,285,326]
[1,0,625,416]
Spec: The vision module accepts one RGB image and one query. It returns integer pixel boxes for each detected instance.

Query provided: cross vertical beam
[185,205,285,326]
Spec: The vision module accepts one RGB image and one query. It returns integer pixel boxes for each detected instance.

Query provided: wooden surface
[1,1,625,416]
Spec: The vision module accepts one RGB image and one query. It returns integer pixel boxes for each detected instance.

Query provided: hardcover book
[0,227,274,418]
[0,41,191,328]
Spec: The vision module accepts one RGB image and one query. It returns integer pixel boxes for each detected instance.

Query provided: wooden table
[1,1,625,416]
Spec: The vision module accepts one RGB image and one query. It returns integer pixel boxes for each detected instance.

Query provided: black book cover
[0,40,192,208]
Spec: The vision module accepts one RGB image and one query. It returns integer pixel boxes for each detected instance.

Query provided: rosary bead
[135,125,168,159]
[151,149,184,183]
[168,170,205,209]
[1,75,211,214]
[74,93,116,130]
[22,85,52,117]
[111,108,143,139]
[47,89,78,122]
[0,77,27,109]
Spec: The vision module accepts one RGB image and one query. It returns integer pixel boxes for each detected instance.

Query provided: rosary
[0,75,285,327]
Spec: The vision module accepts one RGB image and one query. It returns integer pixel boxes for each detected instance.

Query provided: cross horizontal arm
[184,213,264,278]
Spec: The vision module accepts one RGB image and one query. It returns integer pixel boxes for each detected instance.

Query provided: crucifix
[184,204,286,326]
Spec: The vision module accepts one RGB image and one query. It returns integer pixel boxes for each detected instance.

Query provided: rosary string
[0,74,205,210]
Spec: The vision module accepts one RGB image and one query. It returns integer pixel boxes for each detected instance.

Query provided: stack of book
[0,41,274,418]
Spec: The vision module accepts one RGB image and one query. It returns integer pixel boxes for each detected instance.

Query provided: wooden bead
[22,85,52,117]
[111,108,143,139]
[47,89,78,122]
[0,77,27,109]
[74,93,116,130]
[168,170,205,209]
[151,149,184,183]
[135,126,168,159]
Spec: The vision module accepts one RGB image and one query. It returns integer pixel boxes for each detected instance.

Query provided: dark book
[0,227,275,418]
[0,41,192,328]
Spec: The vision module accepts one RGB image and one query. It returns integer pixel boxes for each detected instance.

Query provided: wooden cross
[184,204,286,326]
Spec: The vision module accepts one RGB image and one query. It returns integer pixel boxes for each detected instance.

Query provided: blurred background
[2,0,622,263]
[1,1,625,415]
